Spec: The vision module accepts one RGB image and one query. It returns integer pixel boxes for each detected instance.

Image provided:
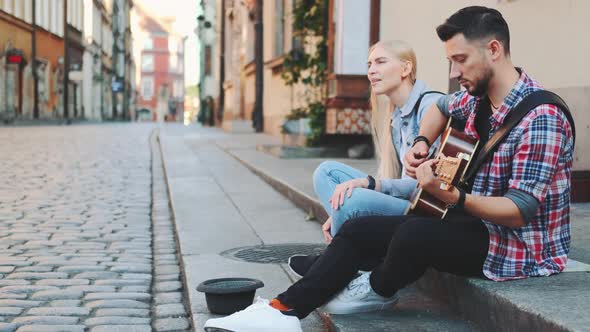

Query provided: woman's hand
[329,178,368,210]
[322,217,333,244]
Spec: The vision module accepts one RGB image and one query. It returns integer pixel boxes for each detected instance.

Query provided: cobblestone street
[0,124,190,332]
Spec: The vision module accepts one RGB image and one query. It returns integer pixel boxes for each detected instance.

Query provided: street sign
[112,80,124,92]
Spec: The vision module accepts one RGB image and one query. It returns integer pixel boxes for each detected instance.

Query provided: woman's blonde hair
[369,40,417,179]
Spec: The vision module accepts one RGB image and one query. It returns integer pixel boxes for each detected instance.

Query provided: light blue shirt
[380,80,442,196]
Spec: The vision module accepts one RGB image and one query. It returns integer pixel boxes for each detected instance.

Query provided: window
[143,37,153,50]
[141,54,154,71]
[273,0,285,57]
[204,46,212,75]
[141,76,154,100]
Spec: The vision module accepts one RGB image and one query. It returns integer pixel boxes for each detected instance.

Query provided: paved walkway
[158,125,329,331]
[0,124,190,332]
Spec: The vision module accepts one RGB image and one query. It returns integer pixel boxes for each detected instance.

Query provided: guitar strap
[461,90,576,190]
[411,91,445,115]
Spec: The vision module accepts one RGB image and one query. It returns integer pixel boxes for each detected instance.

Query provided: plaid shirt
[445,69,574,281]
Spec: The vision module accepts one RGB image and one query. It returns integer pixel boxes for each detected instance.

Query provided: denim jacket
[380,80,442,197]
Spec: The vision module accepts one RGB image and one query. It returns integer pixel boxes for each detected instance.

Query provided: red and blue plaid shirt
[445,69,574,281]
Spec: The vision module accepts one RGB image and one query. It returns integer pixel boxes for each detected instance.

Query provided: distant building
[66,0,85,119]
[1,0,128,122]
[132,3,186,122]
[82,0,113,121]
[112,0,134,120]
[0,1,34,122]
[195,0,218,126]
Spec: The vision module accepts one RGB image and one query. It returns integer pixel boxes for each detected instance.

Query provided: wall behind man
[380,0,590,170]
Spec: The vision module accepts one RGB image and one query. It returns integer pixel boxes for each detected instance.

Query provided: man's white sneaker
[322,272,399,315]
[204,297,302,332]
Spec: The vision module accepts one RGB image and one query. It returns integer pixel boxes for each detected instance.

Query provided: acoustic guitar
[405,121,479,219]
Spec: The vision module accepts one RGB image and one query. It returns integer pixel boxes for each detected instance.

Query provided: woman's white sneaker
[204,297,302,332]
[322,272,399,315]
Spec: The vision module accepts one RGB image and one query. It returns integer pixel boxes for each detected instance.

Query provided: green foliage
[280,0,328,146]
[285,107,308,121]
[307,101,325,145]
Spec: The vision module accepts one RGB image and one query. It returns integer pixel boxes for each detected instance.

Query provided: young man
[204,6,574,332]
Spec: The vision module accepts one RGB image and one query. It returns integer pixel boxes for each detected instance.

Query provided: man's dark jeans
[277,213,489,318]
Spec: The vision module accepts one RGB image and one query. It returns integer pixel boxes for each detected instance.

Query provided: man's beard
[466,67,493,97]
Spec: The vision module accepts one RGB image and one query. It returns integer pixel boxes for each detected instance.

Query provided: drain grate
[221,243,327,264]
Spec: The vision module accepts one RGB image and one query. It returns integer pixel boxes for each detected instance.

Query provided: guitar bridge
[435,156,465,191]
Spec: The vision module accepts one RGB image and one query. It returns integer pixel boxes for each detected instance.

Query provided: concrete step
[223,144,590,332]
[327,286,478,332]
[283,264,477,331]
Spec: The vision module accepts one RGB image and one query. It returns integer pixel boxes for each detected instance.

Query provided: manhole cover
[221,243,327,264]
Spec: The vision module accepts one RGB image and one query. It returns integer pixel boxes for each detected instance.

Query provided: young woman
[288,40,442,275]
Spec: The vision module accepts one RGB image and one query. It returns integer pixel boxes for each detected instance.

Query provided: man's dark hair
[436,6,511,55]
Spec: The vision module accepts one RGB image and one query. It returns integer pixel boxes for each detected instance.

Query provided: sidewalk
[159,123,590,331]
[157,125,327,332]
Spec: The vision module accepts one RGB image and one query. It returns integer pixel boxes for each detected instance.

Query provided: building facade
[196,0,219,126]
[66,0,85,119]
[111,0,134,120]
[1,0,130,122]
[83,0,105,121]
[101,0,114,120]
[0,1,34,122]
[132,3,186,122]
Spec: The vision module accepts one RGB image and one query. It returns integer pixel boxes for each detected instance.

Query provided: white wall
[380,0,590,169]
[380,0,590,91]
[334,0,371,75]
[67,0,84,31]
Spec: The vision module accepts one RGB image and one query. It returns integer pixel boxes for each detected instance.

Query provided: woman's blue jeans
[313,161,415,236]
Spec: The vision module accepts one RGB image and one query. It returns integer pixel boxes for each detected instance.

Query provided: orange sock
[269,298,291,311]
